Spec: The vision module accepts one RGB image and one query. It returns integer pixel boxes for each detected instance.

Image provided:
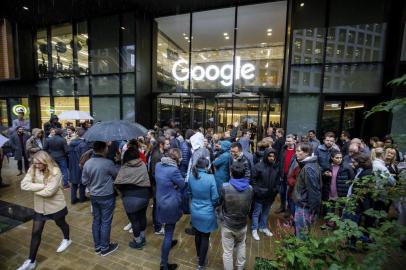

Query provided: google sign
[172,56,255,87]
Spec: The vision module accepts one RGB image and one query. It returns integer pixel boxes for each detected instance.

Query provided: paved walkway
[0,160,280,270]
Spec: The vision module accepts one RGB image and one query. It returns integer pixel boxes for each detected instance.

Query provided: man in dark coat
[44,114,62,138]
[230,142,251,180]
[44,128,69,188]
[68,127,90,204]
[9,126,30,175]
[251,148,279,241]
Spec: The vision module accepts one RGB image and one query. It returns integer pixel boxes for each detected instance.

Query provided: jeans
[287,197,296,216]
[126,206,147,238]
[17,153,29,172]
[71,183,86,202]
[279,177,287,210]
[91,195,115,251]
[194,228,210,266]
[251,201,272,230]
[55,158,69,186]
[294,206,315,239]
[161,223,176,267]
[221,225,247,270]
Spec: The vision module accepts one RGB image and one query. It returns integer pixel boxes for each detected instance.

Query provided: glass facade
[34,13,136,124]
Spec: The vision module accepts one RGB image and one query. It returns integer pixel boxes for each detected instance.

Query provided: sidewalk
[0,159,277,270]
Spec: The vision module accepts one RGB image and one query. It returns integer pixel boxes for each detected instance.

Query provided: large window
[121,13,135,72]
[236,2,287,92]
[92,97,120,121]
[90,16,119,74]
[36,29,49,78]
[155,1,288,93]
[51,24,73,77]
[76,21,89,75]
[191,8,235,91]
[156,14,190,92]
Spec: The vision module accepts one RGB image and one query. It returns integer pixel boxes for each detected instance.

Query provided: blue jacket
[213,140,231,191]
[189,169,219,233]
[155,162,185,224]
[68,138,90,184]
[179,140,192,178]
[314,144,339,172]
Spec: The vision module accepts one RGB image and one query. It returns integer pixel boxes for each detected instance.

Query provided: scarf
[161,156,178,167]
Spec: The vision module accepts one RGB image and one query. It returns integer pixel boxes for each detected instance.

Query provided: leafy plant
[259,173,406,270]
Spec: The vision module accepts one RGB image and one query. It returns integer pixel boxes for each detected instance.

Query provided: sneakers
[100,243,119,256]
[154,227,165,235]
[160,263,178,270]
[56,239,72,253]
[252,230,260,241]
[123,223,132,231]
[17,259,36,270]
[259,228,273,237]
[129,239,144,250]
[95,248,101,255]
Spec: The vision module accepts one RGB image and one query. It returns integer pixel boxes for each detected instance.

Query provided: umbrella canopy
[83,120,148,142]
[0,134,9,147]
[58,110,94,120]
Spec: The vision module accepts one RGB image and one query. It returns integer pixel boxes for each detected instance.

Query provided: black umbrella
[83,120,148,142]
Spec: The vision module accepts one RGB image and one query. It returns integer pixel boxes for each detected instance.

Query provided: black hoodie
[251,148,280,203]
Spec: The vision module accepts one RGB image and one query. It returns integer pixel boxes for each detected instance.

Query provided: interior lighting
[223,32,228,36]
[121,26,126,30]
[182,33,187,36]
[267,33,272,36]
[225,36,230,40]
[300,2,305,7]
[22,6,29,10]
[267,28,272,32]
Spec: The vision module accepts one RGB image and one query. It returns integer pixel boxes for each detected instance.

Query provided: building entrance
[156,94,281,140]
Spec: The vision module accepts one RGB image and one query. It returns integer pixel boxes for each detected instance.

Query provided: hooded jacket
[252,148,279,203]
[26,128,44,161]
[292,155,322,214]
[219,177,253,230]
[186,132,210,181]
[213,140,231,191]
[239,137,254,169]
[325,162,355,198]
[314,144,340,172]
[44,134,68,160]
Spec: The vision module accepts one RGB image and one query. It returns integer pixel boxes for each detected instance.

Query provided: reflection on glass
[51,24,73,77]
[123,96,135,121]
[323,64,382,93]
[236,2,287,92]
[90,16,119,74]
[52,77,74,96]
[326,23,386,63]
[78,96,90,114]
[92,97,120,121]
[40,97,51,128]
[92,75,119,95]
[122,73,135,94]
[77,76,89,96]
[37,79,50,96]
[54,97,75,126]
[292,28,326,64]
[155,14,190,92]
[343,101,364,136]
[191,8,235,91]
[0,99,8,126]
[289,66,321,93]
[287,95,319,135]
[37,29,49,78]
[76,21,89,75]
[157,98,174,125]
[122,13,135,72]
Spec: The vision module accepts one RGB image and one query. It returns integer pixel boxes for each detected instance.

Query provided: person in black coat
[251,148,279,241]
[43,115,62,138]
[44,128,69,188]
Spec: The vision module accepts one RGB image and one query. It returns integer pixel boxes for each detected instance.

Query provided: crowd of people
[3,115,405,270]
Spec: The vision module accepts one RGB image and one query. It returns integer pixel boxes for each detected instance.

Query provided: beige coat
[21,166,66,215]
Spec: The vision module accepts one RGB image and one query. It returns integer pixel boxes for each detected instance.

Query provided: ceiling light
[260,42,267,46]
[22,6,29,10]
[225,36,230,40]
[267,28,272,32]
[121,26,126,30]
[182,33,186,36]
[158,43,162,46]
[300,2,305,7]
[267,33,272,36]
[223,33,228,36]
[184,36,188,39]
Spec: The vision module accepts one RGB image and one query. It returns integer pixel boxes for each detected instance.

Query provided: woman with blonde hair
[385,147,399,177]
[17,151,71,270]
